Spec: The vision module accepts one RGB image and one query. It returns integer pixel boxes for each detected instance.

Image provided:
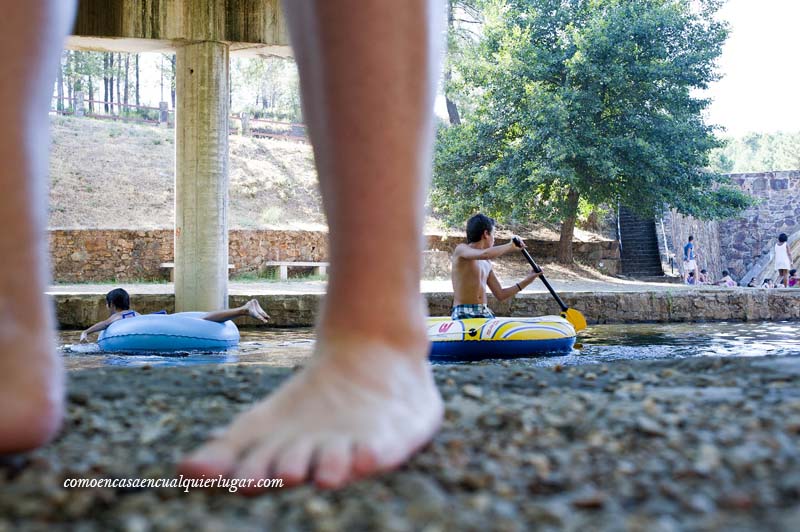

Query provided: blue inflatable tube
[97,312,239,353]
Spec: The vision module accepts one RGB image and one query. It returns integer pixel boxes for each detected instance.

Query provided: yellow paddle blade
[563,308,588,332]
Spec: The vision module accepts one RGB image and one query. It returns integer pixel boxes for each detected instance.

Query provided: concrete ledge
[51,289,800,328]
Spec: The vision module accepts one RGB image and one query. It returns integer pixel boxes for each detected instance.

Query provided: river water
[58,321,799,370]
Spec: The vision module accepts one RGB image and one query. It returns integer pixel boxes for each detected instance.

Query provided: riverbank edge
[51,288,800,328]
[2,354,799,530]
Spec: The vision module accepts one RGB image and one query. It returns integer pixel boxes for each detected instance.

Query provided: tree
[709,131,800,173]
[444,1,484,125]
[135,54,140,107]
[433,0,753,262]
[230,56,302,121]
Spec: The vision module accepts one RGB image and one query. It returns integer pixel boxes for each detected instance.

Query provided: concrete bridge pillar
[174,41,230,311]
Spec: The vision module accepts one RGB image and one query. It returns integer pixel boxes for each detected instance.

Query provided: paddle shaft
[513,238,569,313]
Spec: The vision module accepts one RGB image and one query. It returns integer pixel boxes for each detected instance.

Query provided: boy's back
[451,245,493,306]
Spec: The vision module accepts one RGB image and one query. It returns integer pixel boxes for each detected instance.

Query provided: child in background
[715,270,737,287]
[789,269,798,288]
[80,288,270,343]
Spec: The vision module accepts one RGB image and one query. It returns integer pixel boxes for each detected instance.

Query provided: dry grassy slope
[48,115,324,229]
[47,115,607,243]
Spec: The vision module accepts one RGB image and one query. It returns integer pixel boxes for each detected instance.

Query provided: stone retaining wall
[53,289,800,328]
[721,171,800,278]
[659,213,723,279]
[660,171,800,280]
[49,229,621,282]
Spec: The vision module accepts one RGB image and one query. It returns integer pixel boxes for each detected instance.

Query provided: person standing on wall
[775,233,793,288]
[683,235,699,284]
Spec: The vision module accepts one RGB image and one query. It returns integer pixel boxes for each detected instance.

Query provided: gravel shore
[2,355,799,531]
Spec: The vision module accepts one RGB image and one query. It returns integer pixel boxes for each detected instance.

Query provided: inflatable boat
[97,312,239,353]
[427,315,576,361]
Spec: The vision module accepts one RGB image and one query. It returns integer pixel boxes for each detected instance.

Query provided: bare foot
[0,313,63,454]
[244,299,270,323]
[179,334,441,491]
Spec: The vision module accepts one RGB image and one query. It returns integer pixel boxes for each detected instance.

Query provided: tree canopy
[709,131,800,174]
[433,0,754,261]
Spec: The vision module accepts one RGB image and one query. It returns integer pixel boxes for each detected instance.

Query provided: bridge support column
[174,41,230,311]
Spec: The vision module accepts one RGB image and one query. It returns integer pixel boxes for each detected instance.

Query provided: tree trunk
[444,0,461,125]
[445,93,461,125]
[115,53,122,114]
[103,53,108,112]
[123,53,130,112]
[557,188,580,264]
[56,52,64,112]
[108,53,114,111]
[135,54,140,106]
[88,76,94,113]
[66,52,73,112]
[170,55,176,110]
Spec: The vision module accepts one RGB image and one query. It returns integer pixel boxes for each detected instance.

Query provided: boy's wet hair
[779,233,788,243]
[106,288,131,310]
[466,213,496,243]
[722,270,729,276]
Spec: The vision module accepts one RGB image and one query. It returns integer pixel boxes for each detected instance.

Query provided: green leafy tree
[433,0,753,262]
[709,131,800,173]
[444,0,484,125]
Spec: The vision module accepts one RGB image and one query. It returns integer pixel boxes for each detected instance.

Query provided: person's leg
[180,0,444,489]
[201,299,270,323]
[0,0,76,453]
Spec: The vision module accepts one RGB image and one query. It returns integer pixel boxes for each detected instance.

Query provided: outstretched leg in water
[202,299,270,324]
[0,1,76,454]
[180,0,444,489]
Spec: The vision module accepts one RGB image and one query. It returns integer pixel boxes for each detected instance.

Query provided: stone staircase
[618,207,664,277]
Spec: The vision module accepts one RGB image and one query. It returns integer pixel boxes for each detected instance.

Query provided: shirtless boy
[79,288,271,343]
[451,214,541,320]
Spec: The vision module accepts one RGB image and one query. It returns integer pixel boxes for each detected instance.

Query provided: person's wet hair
[779,233,788,243]
[688,235,694,242]
[106,288,131,310]
[791,269,797,276]
[722,270,729,276]
[466,213,496,243]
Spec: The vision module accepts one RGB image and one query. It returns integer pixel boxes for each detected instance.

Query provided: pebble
[461,384,483,399]
[636,416,667,437]
[2,352,797,530]
[572,489,607,509]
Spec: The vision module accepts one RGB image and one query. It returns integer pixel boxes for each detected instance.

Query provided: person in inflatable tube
[79,288,270,343]
[450,214,541,320]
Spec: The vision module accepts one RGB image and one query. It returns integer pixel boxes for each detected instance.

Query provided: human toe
[313,437,354,489]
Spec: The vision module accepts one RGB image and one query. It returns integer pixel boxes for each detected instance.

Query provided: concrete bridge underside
[67,0,290,311]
